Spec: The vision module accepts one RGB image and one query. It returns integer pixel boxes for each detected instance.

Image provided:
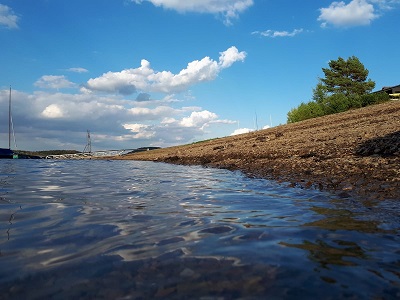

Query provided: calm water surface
[0,160,399,299]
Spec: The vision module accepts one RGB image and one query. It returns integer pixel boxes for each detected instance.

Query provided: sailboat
[0,86,18,159]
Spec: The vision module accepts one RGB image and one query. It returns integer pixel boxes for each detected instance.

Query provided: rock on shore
[114,101,400,201]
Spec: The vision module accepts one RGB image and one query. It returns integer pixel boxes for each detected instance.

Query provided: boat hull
[0,148,17,159]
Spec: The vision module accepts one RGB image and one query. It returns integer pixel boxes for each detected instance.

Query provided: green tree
[312,80,328,103]
[286,56,389,124]
[321,56,375,96]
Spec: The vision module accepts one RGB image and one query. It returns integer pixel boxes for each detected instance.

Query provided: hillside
[114,101,400,201]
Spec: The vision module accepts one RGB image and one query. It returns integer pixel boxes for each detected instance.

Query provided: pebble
[180,268,195,277]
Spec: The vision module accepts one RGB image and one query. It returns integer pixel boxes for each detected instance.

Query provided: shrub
[321,94,352,115]
[287,101,325,123]
[360,92,390,107]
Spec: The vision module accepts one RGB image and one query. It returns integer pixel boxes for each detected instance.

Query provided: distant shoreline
[111,101,400,201]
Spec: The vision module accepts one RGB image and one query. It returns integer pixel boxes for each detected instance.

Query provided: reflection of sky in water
[0,160,399,299]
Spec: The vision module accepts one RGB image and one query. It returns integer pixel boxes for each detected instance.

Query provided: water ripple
[0,159,399,299]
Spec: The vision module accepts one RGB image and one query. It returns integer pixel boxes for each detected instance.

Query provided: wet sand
[113,101,400,201]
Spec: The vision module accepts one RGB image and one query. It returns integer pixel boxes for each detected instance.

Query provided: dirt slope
[113,101,400,200]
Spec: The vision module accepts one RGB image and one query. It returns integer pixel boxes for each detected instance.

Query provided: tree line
[287,56,390,123]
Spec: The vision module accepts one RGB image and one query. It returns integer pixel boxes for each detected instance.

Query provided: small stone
[180,268,195,277]
[338,191,351,198]
[213,145,224,151]
[155,287,176,298]
[342,184,353,191]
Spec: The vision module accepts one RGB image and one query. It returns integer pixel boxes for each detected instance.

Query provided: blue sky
[0,0,399,151]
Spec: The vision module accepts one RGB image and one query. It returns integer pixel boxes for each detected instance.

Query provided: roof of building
[381,84,400,92]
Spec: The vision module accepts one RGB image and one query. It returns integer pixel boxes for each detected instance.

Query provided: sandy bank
[113,101,400,201]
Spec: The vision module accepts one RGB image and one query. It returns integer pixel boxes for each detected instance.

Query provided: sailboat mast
[8,86,11,150]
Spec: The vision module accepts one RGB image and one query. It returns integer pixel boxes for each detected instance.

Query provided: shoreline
[112,101,400,201]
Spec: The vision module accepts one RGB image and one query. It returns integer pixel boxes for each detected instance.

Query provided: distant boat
[0,148,15,159]
[0,86,18,159]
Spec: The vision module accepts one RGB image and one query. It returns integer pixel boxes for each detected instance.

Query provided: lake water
[0,160,399,299]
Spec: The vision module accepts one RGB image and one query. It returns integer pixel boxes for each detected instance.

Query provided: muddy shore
[112,101,400,201]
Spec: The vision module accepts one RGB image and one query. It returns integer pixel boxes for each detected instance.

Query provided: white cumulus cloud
[0,88,238,150]
[119,109,223,144]
[231,128,254,136]
[128,106,177,120]
[83,46,246,95]
[0,4,19,29]
[218,46,247,68]
[123,123,155,139]
[35,75,76,89]
[180,110,218,128]
[318,0,377,27]
[42,104,64,119]
[132,0,253,25]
